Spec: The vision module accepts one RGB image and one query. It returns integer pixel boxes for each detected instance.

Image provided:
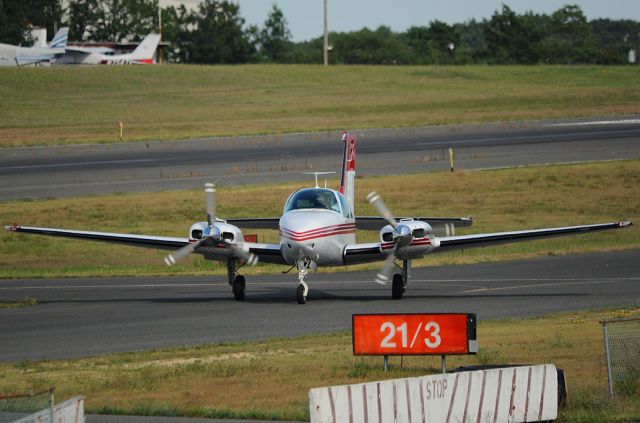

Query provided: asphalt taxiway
[1,250,638,362]
[1,116,639,200]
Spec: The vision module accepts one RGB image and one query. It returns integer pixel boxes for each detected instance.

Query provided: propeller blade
[164,240,201,266]
[205,183,216,226]
[367,191,398,228]
[375,250,397,285]
[230,242,258,266]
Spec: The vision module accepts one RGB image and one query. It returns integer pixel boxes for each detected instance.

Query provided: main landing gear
[391,259,412,300]
[227,258,246,301]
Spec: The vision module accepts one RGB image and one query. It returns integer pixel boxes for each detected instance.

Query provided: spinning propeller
[164,183,258,267]
[367,191,413,285]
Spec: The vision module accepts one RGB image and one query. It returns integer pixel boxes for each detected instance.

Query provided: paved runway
[1,250,638,362]
[1,116,639,200]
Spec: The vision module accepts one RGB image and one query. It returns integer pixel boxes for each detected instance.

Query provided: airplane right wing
[436,221,632,251]
[355,216,472,235]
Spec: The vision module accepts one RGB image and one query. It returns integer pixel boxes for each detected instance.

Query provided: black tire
[392,274,404,299]
[232,275,246,301]
[296,284,306,304]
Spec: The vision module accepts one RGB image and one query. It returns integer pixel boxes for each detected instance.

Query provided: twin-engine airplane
[6,133,632,303]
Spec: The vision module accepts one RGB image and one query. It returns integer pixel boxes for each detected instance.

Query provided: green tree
[68,0,99,40]
[188,0,253,64]
[0,0,64,45]
[258,3,291,62]
[83,0,158,42]
[159,4,195,62]
[545,4,597,63]
[485,5,544,64]
[591,18,640,64]
[331,26,412,64]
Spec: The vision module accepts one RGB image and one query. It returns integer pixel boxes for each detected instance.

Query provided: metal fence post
[602,321,614,397]
[49,387,55,423]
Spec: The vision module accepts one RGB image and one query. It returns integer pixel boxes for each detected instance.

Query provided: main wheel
[232,275,246,301]
[296,284,306,304]
[392,274,404,299]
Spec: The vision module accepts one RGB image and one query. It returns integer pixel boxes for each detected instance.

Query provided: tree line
[2,0,639,65]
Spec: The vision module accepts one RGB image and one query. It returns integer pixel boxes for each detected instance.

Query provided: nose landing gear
[296,259,316,304]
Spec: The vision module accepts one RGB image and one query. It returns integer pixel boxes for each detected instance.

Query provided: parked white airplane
[5,132,632,303]
[60,33,160,65]
[0,27,68,67]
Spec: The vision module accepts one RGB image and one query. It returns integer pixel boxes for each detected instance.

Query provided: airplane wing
[5,225,188,250]
[225,218,280,229]
[65,46,114,55]
[355,216,472,230]
[226,217,474,233]
[5,224,287,264]
[342,221,632,265]
[436,221,632,251]
[246,242,287,264]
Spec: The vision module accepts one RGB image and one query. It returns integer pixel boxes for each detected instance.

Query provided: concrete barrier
[309,364,557,423]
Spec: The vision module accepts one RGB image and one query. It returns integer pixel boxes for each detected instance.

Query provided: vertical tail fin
[49,27,69,49]
[130,33,161,62]
[340,132,356,214]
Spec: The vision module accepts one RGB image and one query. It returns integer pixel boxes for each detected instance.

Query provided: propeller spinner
[367,191,413,284]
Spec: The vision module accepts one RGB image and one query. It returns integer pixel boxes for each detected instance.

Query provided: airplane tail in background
[130,33,161,63]
[49,27,69,49]
[340,132,356,214]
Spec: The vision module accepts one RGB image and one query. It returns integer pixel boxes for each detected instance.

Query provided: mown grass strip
[0,297,38,309]
[0,65,639,147]
[1,160,638,279]
[0,308,638,421]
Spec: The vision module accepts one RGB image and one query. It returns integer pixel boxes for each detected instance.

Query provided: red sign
[353,313,477,356]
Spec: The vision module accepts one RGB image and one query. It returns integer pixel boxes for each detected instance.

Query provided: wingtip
[619,221,633,228]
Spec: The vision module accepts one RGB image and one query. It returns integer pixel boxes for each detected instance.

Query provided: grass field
[1,160,638,279]
[0,65,639,147]
[1,307,638,421]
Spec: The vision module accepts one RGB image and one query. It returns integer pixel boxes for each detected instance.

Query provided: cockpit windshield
[285,189,342,213]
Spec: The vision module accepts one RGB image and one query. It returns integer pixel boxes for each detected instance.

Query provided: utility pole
[323,0,328,66]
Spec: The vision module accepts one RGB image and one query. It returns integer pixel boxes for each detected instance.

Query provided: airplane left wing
[436,221,633,251]
[5,225,188,250]
[343,242,387,265]
[6,224,287,265]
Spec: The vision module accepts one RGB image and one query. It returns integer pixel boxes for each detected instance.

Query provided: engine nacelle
[379,218,432,242]
[379,219,435,258]
[189,221,245,243]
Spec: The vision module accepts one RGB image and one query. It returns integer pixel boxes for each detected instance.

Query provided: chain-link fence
[0,388,54,423]
[601,317,640,397]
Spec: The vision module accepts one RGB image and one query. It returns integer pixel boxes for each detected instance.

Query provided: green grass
[0,308,638,421]
[0,65,638,147]
[1,160,638,279]
[0,297,38,309]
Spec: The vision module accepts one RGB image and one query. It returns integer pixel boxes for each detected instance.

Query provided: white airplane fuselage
[279,208,355,266]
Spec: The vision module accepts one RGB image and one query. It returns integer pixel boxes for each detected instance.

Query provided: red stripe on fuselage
[281,223,355,236]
